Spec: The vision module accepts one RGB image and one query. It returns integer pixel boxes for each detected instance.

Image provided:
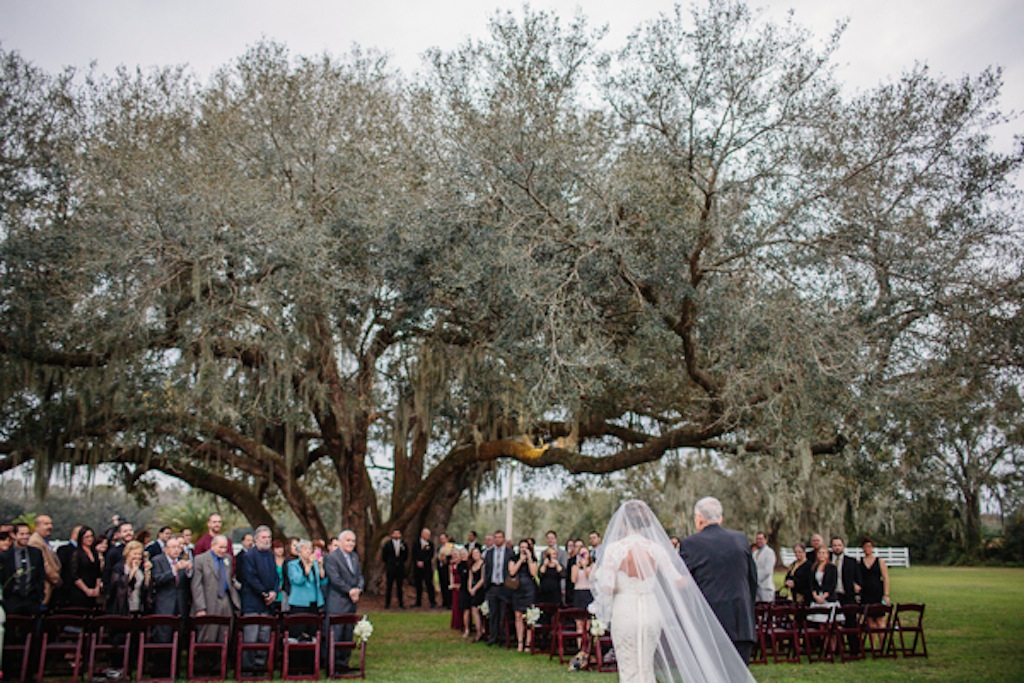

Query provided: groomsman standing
[381,529,408,609]
[413,528,436,608]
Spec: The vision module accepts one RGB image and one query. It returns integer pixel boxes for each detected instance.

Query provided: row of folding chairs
[1,610,368,682]
[493,603,615,672]
[751,601,927,665]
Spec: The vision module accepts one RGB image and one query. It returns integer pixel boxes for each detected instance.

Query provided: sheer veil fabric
[590,500,755,683]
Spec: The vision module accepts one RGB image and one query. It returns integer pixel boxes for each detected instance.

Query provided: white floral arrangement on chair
[524,605,541,627]
[589,616,607,637]
[480,601,490,617]
[353,616,374,644]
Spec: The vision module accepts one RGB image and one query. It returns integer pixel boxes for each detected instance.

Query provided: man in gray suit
[324,529,364,671]
[190,534,240,643]
[149,535,192,642]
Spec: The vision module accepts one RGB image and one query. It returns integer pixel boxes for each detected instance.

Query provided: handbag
[504,573,520,590]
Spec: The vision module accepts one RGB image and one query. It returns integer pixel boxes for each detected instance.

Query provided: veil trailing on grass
[590,500,755,683]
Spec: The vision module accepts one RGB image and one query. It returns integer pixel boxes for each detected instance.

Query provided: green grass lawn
[364,566,1024,682]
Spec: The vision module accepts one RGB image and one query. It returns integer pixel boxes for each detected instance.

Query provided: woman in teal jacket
[287,540,328,639]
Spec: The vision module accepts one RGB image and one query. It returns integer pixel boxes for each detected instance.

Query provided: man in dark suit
[381,528,408,609]
[146,526,173,559]
[238,526,278,673]
[679,497,758,664]
[831,535,862,654]
[55,524,82,608]
[829,536,861,604]
[325,530,364,671]
[483,529,510,645]
[413,528,436,608]
[102,520,134,592]
[0,522,46,616]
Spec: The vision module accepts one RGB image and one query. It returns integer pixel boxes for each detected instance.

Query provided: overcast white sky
[2,0,1022,150]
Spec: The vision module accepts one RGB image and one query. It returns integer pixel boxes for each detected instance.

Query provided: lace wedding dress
[591,501,755,683]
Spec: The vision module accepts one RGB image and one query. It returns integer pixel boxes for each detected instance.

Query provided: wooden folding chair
[528,602,558,656]
[1,613,35,683]
[767,603,802,663]
[136,614,181,682]
[87,614,136,682]
[37,613,88,682]
[891,603,927,657]
[861,602,896,659]
[187,614,232,681]
[550,608,589,664]
[593,628,617,673]
[802,604,836,663]
[836,604,865,662]
[749,602,770,665]
[280,612,321,680]
[326,613,366,679]
[234,614,278,680]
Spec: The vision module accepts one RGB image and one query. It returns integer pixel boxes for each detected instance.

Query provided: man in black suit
[829,536,861,605]
[831,535,862,654]
[679,497,758,664]
[381,528,408,609]
[413,528,436,608]
[0,522,46,616]
[148,536,193,642]
[483,529,510,645]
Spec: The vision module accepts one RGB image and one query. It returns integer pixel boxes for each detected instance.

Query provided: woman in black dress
[537,546,563,605]
[858,538,891,630]
[508,539,538,651]
[465,546,487,641]
[69,525,103,609]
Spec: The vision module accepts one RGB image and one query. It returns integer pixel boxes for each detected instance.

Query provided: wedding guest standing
[238,526,278,674]
[193,514,223,558]
[68,526,103,609]
[450,548,467,632]
[287,540,326,640]
[148,535,192,642]
[537,546,563,605]
[191,535,240,643]
[28,514,62,609]
[465,546,486,641]
[752,531,777,602]
[858,537,891,631]
[324,530,363,673]
[509,539,538,652]
[0,523,45,616]
[783,542,812,604]
[107,540,150,616]
[484,530,510,646]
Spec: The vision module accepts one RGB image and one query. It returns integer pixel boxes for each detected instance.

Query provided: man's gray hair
[254,525,271,536]
[212,534,229,545]
[339,529,356,541]
[694,497,723,524]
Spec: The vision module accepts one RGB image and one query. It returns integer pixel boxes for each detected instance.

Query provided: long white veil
[590,500,755,683]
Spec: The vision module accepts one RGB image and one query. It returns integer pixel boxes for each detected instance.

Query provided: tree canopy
[2,0,1021,575]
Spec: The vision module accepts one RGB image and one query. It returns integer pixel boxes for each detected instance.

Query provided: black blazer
[785,560,813,603]
[834,554,861,600]
[381,539,408,577]
[679,524,758,644]
[0,545,46,608]
[809,563,838,602]
[413,539,434,573]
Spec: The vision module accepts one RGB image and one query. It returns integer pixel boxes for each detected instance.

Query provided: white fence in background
[779,546,910,568]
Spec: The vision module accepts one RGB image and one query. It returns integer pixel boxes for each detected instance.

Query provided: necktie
[216,556,228,598]
[16,548,29,595]
[345,552,354,574]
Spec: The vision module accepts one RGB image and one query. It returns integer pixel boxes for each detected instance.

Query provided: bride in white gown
[590,500,755,683]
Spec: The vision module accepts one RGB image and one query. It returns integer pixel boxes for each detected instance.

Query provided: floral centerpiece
[524,605,541,627]
[353,615,374,644]
[589,616,607,637]
[480,601,490,617]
